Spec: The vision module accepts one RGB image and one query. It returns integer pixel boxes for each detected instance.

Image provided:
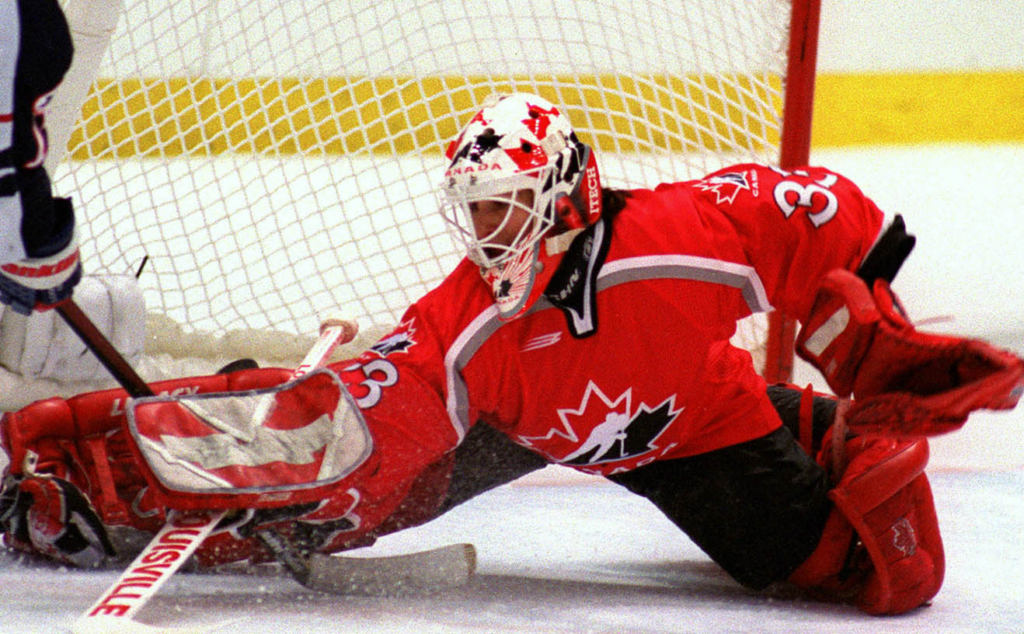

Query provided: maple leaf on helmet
[438,93,603,320]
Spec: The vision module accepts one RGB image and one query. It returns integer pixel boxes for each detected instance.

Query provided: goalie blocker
[0,365,456,568]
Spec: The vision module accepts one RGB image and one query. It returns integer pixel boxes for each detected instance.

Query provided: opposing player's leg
[0,274,145,381]
[1,0,82,314]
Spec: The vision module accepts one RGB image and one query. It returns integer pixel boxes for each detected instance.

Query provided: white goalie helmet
[439,93,602,321]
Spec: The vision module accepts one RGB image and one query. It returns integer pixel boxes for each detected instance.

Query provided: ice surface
[1,144,1022,632]
[1,464,1021,633]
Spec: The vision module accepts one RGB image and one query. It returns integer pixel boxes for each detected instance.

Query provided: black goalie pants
[436,384,838,590]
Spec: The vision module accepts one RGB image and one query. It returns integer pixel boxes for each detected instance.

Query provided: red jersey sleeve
[690,164,885,322]
[325,301,463,509]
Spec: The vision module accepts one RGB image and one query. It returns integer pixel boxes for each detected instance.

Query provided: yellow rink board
[65,71,1024,159]
[813,71,1024,146]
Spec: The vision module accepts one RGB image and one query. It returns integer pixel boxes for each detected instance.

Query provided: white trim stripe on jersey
[444,304,500,441]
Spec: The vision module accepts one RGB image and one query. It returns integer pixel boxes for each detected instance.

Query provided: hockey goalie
[2,93,1022,616]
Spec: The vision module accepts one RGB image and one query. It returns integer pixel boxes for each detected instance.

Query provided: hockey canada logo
[518,381,683,471]
[370,318,417,356]
[695,171,752,205]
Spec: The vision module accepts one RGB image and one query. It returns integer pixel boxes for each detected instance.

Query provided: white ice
[1,144,1022,633]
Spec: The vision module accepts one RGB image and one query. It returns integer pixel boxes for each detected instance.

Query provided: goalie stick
[69,310,351,633]
[247,319,476,597]
[72,508,230,634]
[55,303,474,633]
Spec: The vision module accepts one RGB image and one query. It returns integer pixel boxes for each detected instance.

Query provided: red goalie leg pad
[796,268,1024,436]
[786,507,860,600]
[1,367,295,532]
[789,433,944,615]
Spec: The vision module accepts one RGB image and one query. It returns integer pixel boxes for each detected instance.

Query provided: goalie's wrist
[795,268,880,397]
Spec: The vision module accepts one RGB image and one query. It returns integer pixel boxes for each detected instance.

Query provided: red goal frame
[763,0,823,383]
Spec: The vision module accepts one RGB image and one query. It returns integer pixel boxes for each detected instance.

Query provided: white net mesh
[53,0,795,367]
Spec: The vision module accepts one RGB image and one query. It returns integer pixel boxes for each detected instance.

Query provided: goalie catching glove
[796,268,1024,436]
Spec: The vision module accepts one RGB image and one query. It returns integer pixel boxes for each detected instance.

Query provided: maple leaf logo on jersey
[694,171,751,205]
[370,318,417,357]
[518,381,683,468]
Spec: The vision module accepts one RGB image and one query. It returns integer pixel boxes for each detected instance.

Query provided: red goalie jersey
[0,163,886,564]
[327,163,884,519]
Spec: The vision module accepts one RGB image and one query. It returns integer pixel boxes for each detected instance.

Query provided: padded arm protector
[796,268,1024,436]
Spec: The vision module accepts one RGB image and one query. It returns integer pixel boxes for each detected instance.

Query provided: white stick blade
[304,543,477,596]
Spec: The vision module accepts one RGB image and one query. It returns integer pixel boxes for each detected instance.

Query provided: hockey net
[5,0,818,405]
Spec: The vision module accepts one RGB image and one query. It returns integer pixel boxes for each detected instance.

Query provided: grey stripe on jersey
[442,254,770,439]
[599,255,771,313]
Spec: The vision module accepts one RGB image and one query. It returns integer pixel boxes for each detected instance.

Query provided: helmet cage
[437,93,603,320]
[439,165,557,271]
